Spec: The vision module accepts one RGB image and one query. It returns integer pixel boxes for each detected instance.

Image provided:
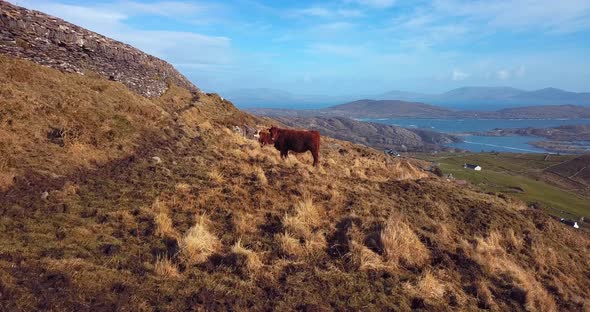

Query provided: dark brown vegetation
[1,55,590,311]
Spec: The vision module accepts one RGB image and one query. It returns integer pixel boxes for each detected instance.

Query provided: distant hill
[491,105,590,119]
[376,90,431,102]
[236,86,590,111]
[479,124,590,141]
[249,103,590,120]
[326,99,455,118]
[378,86,590,109]
[273,116,461,152]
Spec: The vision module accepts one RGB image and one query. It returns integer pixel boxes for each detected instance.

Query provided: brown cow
[257,131,273,146]
[268,126,320,166]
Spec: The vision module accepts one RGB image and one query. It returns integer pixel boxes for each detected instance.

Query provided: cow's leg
[311,149,319,166]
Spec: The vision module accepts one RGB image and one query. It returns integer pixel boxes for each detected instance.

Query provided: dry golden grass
[276,233,304,257]
[197,121,213,131]
[471,231,557,312]
[381,216,430,268]
[0,158,16,190]
[348,241,385,271]
[233,212,260,236]
[231,239,263,274]
[505,228,524,251]
[283,195,321,238]
[154,213,176,238]
[278,196,327,257]
[253,166,268,186]
[180,215,220,264]
[154,256,181,278]
[415,270,445,300]
[175,183,191,193]
[3,56,590,311]
[208,169,224,185]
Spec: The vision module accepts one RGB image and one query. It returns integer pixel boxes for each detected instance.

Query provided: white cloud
[452,69,470,80]
[116,1,211,17]
[292,7,364,18]
[314,22,356,32]
[497,69,510,80]
[348,0,396,9]
[494,65,526,80]
[515,65,526,78]
[433,0,590,33]
[306,43,366,57]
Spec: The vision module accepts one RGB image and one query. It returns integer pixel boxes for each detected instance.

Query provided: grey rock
[0,1,199,97]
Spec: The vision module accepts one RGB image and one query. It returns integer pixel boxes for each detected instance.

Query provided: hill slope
[2,54,590,312]
[1,3,590,311]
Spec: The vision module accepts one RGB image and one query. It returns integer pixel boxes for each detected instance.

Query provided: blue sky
[13,0,590,95]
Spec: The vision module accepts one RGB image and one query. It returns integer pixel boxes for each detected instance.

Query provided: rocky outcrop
[0,1,198,97]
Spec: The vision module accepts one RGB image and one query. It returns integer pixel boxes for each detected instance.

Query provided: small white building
[464,163,482,171]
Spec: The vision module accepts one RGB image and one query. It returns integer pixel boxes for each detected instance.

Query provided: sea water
[362,118,590,153]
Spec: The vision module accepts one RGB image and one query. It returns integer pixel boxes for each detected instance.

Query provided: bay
[362,118,590,153]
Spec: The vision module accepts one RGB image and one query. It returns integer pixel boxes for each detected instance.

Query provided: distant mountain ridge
[229,86,590,109]
[248,103,590,120]
[327,99,455,118]
[378,86,590,109]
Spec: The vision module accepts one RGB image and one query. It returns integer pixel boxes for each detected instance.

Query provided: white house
[464,163,482,171]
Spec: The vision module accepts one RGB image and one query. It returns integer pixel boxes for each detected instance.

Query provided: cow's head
[268,126,280,141]
[258,131,273,146]
[253,129,261,139]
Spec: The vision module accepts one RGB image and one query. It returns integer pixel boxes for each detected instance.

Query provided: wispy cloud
[432,0,590,33]
[452,69,470,81]
[293,7,364,18]
[306,43,366,57]
[347,0,396,9]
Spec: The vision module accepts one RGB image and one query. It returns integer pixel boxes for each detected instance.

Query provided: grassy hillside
[411,152,590,220]
[1,56,590,311]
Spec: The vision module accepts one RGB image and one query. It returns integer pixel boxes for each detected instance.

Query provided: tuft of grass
[283,194,321,239]
[381,216,430,268]
[154,213,176,238]
[253,166,268,186]
[231,239,263,274]
[180,215,219,264]
[471,231,557,312]
[416,270,445,300]
[276,232,304,257]
[208,169,224,185]
[348,241,385,271]
[154,256,180,278]
[175,183,191,193]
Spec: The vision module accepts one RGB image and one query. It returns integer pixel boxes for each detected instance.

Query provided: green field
[411,152,590,221]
